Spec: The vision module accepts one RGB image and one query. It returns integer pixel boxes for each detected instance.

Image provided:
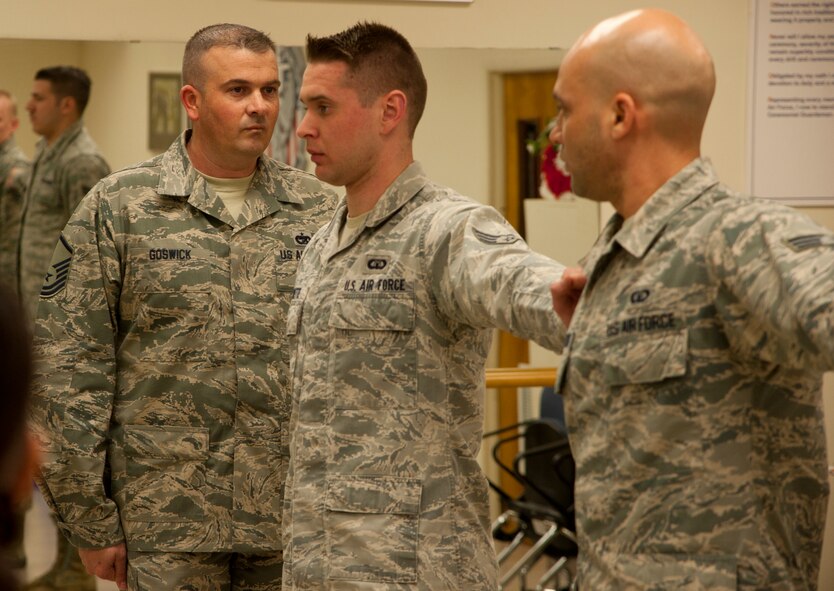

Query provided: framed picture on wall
[148,72,182,151]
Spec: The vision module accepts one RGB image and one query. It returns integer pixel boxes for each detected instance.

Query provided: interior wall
[0,0,751,51]
[0,40,83,158]
[80,41,184,171]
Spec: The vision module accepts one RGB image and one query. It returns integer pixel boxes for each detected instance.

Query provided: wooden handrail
[485,367,557,389]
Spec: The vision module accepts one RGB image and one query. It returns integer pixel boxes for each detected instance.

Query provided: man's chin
[240,140,270,159]
[311,165,338,185]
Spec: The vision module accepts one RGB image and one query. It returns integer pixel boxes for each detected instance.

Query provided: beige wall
[0,0,752,193]
[2,0,832,585]
[0,40,82,156]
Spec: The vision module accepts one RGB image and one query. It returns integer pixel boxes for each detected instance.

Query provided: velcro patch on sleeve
[472,227,520,246]
[784,234,834,252]
[40,234,74,298]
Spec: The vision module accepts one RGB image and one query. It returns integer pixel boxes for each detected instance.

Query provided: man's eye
[263,87,278,96]
[318,105,330,114]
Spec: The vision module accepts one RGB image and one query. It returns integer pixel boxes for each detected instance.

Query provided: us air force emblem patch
[472,227,520,245]
[40,234,74,298]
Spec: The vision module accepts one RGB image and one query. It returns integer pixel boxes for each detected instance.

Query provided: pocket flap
[615,553,737,589]
[124,425,209,459]
[129,246,213,293]
[330,294,415,332]
[603,329,687,386]
[326,475,421,515]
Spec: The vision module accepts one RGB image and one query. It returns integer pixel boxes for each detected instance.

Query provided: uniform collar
[34,119,84,162]
[611,158,720,259]
[321,161,429,259]
[0,136,16,154]
[364,161,430,228]
[157,130,303,227]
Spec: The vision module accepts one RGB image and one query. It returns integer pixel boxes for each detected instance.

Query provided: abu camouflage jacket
[0,137,29,293]
[557,158,831,590]
[31,132,336,553]
[18,120,109,323]
[283,161,566,589]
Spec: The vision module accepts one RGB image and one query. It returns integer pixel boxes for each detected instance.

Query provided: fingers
[114,547,128,590]
[78,543,128,587]
[550,266,587,328]
[561,266,588,292]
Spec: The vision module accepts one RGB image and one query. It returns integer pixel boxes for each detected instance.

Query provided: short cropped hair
[0,90,17,117]
[183,23,276,89]
[35,66,92,116]
[306,21,427,138]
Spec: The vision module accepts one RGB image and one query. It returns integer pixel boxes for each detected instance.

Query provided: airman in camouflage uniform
[550,10,831,590]
[0,90,30,294]
[19,67,110,325]
[16,66,107,591]
[30,24,336,591]
[283,23,566,589]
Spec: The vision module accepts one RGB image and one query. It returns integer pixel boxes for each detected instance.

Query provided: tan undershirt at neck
[199,171,256,221]
[338,210,371,249]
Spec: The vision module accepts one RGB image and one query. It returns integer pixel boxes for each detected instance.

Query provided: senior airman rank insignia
[785,234,834,252]
[40,234,74,298]
[473,227,520,245]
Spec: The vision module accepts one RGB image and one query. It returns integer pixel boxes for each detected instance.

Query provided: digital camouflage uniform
[18,119,109,324]
[31,132,336,587]
[0,136,29,292]
[555,158,831,590]
[283,161,566,589]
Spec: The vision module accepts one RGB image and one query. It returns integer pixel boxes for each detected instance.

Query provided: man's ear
[59,95,77,118]
[180,85,201,122]
[380,89,407,135]
[611,92,636,140]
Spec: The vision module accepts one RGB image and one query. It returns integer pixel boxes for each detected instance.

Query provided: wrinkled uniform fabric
[18,120,109,323]
[126,549,283,591]
[31,132,337,555]
[283,161,566,589]
[0,137,29,292]
[556,158,831,590]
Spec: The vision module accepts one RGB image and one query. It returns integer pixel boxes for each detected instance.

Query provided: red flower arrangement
[526,118,571,200]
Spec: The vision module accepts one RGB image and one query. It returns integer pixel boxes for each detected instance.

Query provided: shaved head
[567,9,715,146]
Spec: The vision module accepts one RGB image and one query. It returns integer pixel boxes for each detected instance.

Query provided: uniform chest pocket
[127,247,217,362]
[328,294,417,410]
[130,247,213,293]
[602,329,688,386]
[330,292,416,333]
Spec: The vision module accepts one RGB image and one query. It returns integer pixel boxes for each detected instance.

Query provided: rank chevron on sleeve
[40,234,74,298]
